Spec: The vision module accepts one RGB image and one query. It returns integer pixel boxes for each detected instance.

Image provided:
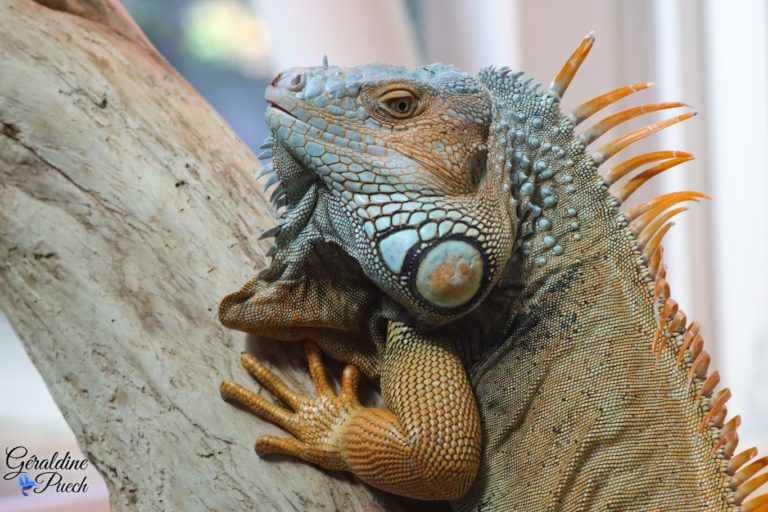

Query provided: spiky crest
[477,31,765,511]
[549,32,767,511]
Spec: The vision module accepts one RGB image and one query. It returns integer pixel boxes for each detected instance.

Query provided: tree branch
[0,1,447,510]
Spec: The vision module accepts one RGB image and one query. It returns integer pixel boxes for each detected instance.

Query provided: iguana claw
[220,342,362,472]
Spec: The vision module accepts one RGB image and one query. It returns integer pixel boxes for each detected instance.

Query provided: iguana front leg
[221,322,481,501]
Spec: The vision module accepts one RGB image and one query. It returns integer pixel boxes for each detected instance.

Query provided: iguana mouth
[267,101,292,117]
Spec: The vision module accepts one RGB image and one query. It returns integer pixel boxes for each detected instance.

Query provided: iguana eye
[379,90,418,118]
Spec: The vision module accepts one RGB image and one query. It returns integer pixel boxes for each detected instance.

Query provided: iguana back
[457,34,765,511]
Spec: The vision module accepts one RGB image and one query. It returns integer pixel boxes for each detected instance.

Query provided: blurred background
[2,0,766,509]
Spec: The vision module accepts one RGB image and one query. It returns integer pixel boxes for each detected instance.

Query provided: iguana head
[260,62,517,325]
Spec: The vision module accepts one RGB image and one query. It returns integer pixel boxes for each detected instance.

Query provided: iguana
[218,34,768,511]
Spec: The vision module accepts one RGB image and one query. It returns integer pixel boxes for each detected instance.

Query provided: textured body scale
[218,35,768,511]
[458,63,732,510]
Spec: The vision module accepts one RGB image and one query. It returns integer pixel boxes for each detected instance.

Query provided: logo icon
[17,472,36,496]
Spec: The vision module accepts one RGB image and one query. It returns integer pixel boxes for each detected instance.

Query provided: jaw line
[267,101,293,117]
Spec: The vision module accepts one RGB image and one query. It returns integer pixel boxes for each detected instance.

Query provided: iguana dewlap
[219,35,768,511]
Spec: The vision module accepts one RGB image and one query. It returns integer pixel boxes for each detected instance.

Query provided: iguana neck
[461,224,734,510]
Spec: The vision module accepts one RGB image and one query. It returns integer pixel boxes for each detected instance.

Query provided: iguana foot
[220,342,363,471]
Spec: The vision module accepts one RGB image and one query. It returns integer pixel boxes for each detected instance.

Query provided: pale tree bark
[0,1,448,510]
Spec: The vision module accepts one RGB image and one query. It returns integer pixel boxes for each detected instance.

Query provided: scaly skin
[219,36,768,510]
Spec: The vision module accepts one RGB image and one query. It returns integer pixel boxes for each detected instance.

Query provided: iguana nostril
[288,72,305,91]
[270,72,282,87]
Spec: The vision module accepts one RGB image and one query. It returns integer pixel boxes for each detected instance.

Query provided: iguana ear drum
[413,239,487,310]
